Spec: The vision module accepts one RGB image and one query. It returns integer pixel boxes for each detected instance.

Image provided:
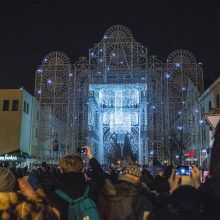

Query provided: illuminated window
[3,100,9,111]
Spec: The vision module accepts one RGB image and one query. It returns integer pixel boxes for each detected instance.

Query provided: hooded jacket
[98,178,152,220]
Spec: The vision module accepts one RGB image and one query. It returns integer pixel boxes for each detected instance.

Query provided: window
[23,101,26,113]
[3,100,9,111]
[26,103,29,114]
[217,95,220,108]
[12,100,19,111]
[209,101,212,110]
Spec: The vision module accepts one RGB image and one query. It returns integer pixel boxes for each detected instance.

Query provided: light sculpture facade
[34,25,204,165]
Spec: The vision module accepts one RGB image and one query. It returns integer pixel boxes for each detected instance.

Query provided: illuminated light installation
[35,25,204,165]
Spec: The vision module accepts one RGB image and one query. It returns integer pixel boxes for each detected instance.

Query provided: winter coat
[98,179,152,220]
[49,158,105,220]
[0,191,60,220]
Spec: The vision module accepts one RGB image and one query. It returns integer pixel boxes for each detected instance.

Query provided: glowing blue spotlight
[112,53,116,57]
[107,67,110,71]
[91,52,94,56]
[37,89,42,94]
[182,87,186,91]
[36,68,43,74]
[182,101,186,105]
[177,125,183,130]
[152,106,156,109]
[195,109,199,113]
[99,49,103,52]
[104,35,107,39]
[178,111,182,115]
[165,73,171,79]
[47,79,52,84]
[175,63,181,68]
[120,61,124,64]
[99,59,103,62]
[199,120,204,124]
[69,73,73,77]
[43,58,48,63]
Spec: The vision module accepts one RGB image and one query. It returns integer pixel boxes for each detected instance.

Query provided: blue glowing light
[165,73,171,79]
[104,35,107,39]
[112,53,116,57]
[178,111,182,115]
[150,150,154,155]
[195,109,199,113]
[37,89,42,94]
[69,73,73,77]
[120,61,124,64]
[43,58,48,63]
[152,106,156,109]
[99,59,103,62]
[99,49,103,52]
[36,68,43,74]
[175,63,181,68]
[181,168,185,174]
[182,87,186,91]
[47,79,52,84]
[199,120,204,124]
[177,125,183,130]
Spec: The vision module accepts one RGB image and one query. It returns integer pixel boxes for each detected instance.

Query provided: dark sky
[0,1,220,94]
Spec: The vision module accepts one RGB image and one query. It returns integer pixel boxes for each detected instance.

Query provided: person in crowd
[0,167,60,220]
[98,165,152,220]
[48,145,105,220]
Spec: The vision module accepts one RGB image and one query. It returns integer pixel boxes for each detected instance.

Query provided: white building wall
[199,76,220,166]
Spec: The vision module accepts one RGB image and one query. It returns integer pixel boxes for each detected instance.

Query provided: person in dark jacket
[49,145,105,220]
[98,165,152,220]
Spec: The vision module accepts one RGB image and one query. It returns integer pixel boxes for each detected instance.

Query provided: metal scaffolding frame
[34,25,203,165]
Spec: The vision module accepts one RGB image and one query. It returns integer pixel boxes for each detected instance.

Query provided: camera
[176,165,191,176]
[77,147,87,154]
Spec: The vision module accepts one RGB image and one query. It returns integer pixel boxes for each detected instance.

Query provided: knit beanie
[0,167,16,192]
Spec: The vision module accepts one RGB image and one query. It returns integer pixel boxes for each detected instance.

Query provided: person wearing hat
[98,165,152,220]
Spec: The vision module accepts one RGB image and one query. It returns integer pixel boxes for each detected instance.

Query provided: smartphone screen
[176,165,191,176]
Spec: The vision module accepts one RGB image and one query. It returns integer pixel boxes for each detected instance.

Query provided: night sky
[0,1,220,94]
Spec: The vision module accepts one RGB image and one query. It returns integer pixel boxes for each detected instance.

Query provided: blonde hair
[59,154,84,173]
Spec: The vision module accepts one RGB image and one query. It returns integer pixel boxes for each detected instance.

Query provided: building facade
[0,89,39,159]
[198,76,220,167]
[34,25,204,165]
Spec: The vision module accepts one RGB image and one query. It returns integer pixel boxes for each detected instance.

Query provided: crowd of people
[1,125,220,219]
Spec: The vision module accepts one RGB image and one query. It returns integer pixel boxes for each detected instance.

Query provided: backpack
[55,185,100,220]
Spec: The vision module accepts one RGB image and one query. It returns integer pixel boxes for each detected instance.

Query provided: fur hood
[103,179,149,198]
